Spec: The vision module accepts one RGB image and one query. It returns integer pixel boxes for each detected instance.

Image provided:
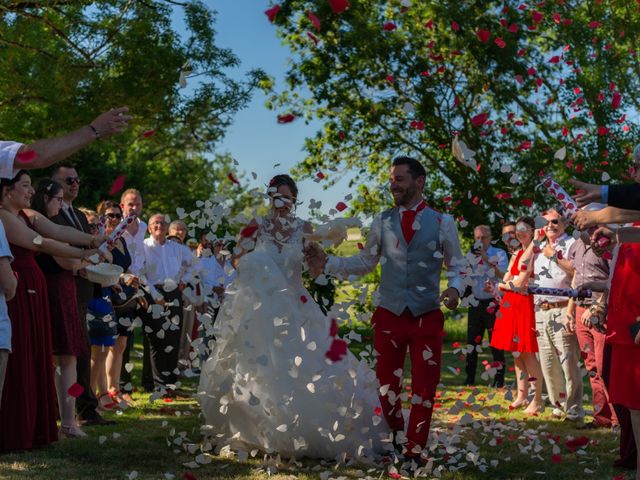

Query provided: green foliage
[270,0,640,236]
[0,1,267,216]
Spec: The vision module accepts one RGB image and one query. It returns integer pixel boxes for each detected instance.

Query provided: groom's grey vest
[378,207,443,317]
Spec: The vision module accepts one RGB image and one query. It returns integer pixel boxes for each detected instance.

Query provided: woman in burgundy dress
[491,216,545,415]
[31,179,92,438]
[0,170,106,451]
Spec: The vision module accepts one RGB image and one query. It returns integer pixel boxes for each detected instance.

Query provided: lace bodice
[253,215,305,283]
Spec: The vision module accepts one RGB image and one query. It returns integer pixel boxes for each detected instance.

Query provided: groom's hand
[304,242,327,278]
[439,287,460,310]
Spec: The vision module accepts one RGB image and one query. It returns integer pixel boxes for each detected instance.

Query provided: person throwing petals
[305,157,464,462]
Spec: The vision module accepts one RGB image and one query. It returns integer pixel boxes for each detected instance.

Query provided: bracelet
[88,124,100,139]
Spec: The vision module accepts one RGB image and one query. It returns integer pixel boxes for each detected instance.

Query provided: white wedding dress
[197,215,390,460]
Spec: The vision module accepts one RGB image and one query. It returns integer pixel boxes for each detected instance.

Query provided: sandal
[59,424,88,438]
[97,393,117,412]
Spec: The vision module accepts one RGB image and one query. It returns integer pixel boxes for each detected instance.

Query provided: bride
[197,174,390,461]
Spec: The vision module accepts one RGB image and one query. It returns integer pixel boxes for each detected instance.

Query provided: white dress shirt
[325,199,464,294]
[122,219,148,276]
[0,141,23,179]
[533,233,575,303]
[198,255,237,296]
[143,236,196,300]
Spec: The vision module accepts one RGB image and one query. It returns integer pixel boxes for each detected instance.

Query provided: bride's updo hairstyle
[268,174,298,202]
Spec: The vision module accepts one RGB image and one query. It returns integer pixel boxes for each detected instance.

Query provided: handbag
[87,294,117,338]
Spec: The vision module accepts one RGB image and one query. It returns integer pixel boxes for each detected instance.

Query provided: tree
[268,0,640,233]
[0,0,267,215]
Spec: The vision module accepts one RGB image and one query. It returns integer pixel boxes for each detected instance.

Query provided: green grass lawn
[0,326,628,480]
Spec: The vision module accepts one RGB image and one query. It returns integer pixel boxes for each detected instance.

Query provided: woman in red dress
[601,224,640,479]
[0,170,106,451]
[491,216,545,415]
[31,178,92,438]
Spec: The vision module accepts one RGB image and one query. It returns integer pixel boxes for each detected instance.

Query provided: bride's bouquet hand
[304,242,327,278]
[304,218,361,247]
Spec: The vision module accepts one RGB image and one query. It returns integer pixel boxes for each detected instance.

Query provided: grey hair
[474,225,492,237]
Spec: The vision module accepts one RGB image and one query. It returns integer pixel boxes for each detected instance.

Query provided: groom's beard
[391,185,419,207]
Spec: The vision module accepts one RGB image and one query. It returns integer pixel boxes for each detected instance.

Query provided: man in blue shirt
[464,225,509,387]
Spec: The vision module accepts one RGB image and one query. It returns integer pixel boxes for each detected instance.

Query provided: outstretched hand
[438,287,460,310]
[90,107,132,138]
[304,241,327,278]
[568,179,602,207]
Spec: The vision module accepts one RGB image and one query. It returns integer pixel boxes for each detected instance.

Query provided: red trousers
[575,306,618,426]
[372,306,444,454]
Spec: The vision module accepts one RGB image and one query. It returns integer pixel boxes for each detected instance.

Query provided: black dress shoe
[78,416,116,426]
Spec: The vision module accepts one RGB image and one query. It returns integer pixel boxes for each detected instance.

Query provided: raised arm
[230,218,259,269]
[13,107,132,170]
[573,206,640,230]
[0,210,98,260]
[322,215,382,279]
[24,209,101,248]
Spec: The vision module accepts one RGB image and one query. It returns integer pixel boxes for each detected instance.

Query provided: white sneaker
[552,408,564,418]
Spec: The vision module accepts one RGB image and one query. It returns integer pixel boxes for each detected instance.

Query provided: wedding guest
[0,107,131,178]
[119,188,150,393]
[51,164,113,426]
[599,223,640,475]
[0,170,106,451]
[168,220,187,243]
[533,209,583,421]
[97,201,139,407]
[195,235,236,362]
[566,235,615,429]
[32,179,91,438]
[501,221,520,255]
[464,225,508,387]
[0,220,16,409]
[306,157,464,460]
[142,214,196,395]
[166,220,199,370]
[491,216,545,414]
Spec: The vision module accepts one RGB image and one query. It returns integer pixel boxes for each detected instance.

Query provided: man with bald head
[464,225,508,387]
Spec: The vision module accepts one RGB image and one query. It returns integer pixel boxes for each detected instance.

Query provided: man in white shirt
[119,188,150,390]
[464,225,509,388]
[141,214,196,394]
[534,208,583,421]
[0,107,131,179]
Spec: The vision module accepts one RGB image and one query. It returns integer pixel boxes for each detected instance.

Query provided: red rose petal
[142,129,155,138]
[227,172,240,185]
[325,338,348,362]
[67,382,84,398]
[108,174,126,196]
[328,0,350,14]
[335,201,347,212]
[329,318,338,337]
[551,454,562,463]
[471,112,488,127]
[265,5,280,23]
[476,29,491,43]
[374,406,382,416]
[307,11,321,31]
[240,225,258,237]
[277,113,296,124]
[16,149,37,163]
[300,295,308,303]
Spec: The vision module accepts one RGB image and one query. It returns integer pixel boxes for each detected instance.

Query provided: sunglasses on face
[106,212,122,220]
[546,219,560,226]
[64,177,81,186]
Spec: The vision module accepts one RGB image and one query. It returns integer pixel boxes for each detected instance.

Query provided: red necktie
[401,201,426,244]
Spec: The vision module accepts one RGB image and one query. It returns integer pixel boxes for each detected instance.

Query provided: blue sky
[188,1,356,219]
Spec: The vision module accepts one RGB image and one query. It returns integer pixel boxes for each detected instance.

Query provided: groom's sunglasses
[64,176,81,186]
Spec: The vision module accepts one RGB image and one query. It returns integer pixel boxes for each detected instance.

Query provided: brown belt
[538,300,569,311]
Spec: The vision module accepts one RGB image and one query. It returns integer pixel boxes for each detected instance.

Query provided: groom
[305,156,463,459]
